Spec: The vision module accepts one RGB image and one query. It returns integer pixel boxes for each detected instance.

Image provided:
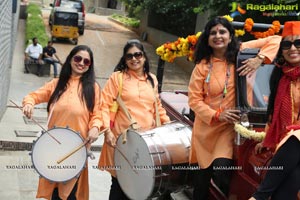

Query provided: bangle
[256,54,265,62]
[214,108,223,122]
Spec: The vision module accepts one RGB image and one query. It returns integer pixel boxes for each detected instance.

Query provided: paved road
[42,9,191,90]
[0,7,191,200]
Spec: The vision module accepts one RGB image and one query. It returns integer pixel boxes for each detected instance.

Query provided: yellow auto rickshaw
[51,7,79,45]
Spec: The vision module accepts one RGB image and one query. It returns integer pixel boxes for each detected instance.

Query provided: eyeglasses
[125,52,143,60]
[73,55,91,66]
[280,39,300,50]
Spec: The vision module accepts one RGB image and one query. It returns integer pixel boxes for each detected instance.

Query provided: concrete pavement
[0,7,191,200]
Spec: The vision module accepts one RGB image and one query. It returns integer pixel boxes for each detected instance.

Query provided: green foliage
[111,14,140,28]
[119,0,144,18]
[26,3,42,15]
[25,3,48,47]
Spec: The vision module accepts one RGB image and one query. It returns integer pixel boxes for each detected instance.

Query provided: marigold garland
[156,16,281,62]
[156,32,201,62]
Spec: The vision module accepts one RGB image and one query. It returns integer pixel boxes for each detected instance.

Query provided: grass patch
[25,3,49,47]
[111,14,140,28]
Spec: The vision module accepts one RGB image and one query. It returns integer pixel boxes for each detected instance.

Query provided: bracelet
[214,108,223,122]
[256,54,265,62]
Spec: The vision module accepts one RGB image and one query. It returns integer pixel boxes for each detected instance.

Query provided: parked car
[157,48,275,200]
[49,0,85,35]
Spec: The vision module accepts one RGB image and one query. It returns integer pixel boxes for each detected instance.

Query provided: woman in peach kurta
[98,40,170,200]
[250,21,300,200]
[23,45,102,200]
[188,17,281,200]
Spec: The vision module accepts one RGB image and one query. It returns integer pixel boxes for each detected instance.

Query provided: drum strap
[153,88,161,127]
[116,95,139,143]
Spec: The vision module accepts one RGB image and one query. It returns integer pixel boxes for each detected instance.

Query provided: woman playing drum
[98,39,170,200]
[22,45,103,200]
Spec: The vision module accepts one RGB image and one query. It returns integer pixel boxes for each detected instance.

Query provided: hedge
[25,3,49,47]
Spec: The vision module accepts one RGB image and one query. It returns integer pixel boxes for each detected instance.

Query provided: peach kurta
[98,70,170,177]
[23,76,102,200]
[188,35,281,168]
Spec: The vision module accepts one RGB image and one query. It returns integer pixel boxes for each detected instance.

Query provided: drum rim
[114,129,156,200]
[31,127,87,182]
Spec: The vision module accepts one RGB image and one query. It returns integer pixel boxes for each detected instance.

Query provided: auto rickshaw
[51,7,79,45]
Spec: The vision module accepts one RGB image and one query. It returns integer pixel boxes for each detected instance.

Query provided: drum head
[114,130,154,200]
[31,127,87,182]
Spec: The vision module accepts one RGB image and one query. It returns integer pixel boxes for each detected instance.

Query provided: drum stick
[57,128,108,164]
[114,146,138,174]
[9,100,61,144]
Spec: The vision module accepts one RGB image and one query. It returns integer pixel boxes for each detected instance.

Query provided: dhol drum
[31,127,87,182]
[114,122,193,200]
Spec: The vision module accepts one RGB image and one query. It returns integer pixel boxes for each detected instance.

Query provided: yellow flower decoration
[156,32,202,62]
[156,16,280,62]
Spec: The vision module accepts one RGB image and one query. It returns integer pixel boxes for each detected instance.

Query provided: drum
[114,122,192,200]
[31,127,87,182]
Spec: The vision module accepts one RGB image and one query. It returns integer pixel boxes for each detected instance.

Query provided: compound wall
[0,0,19,119]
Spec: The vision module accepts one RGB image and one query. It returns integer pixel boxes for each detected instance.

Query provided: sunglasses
[127,39,141,44]
[125,52,143,60]
[73,55,91,66]
[280,39,300,50]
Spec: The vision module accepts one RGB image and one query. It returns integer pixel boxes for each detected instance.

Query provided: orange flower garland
[156,32,201,62]
[244,18,281,38]
[156,17,281,62]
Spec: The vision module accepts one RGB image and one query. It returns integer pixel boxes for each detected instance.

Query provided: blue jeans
[44,57,59,76]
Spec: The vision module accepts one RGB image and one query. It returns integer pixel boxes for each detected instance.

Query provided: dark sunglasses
[280,39,300,50]
[73,55,91,66]
[125,52,143,60]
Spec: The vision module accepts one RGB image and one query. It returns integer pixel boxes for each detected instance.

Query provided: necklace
[205,59,231,108]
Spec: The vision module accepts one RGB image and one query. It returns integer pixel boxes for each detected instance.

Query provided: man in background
[43,41,62,78]
[24,37,43,76]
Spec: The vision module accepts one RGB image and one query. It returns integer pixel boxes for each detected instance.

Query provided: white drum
[31,127,87,182]
[114,122,192,200]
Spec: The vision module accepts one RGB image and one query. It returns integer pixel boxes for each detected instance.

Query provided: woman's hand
[254,142,268,154]
[219,109,241,124]
[23,104,34,119]
[237,56,264,77]
[86,126,99,144]
[105,129,116,147]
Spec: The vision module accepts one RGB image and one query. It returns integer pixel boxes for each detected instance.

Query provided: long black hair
[266,43,284,119]
[47,45,96,113]
[114,39,154,87]
[193,16,239,65]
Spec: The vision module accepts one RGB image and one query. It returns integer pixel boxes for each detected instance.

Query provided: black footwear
[24,70,29,74]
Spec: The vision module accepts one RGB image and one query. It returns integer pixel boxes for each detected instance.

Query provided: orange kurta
[98,70,170,177]
[188,35,281,168]
[22,76,102,200]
